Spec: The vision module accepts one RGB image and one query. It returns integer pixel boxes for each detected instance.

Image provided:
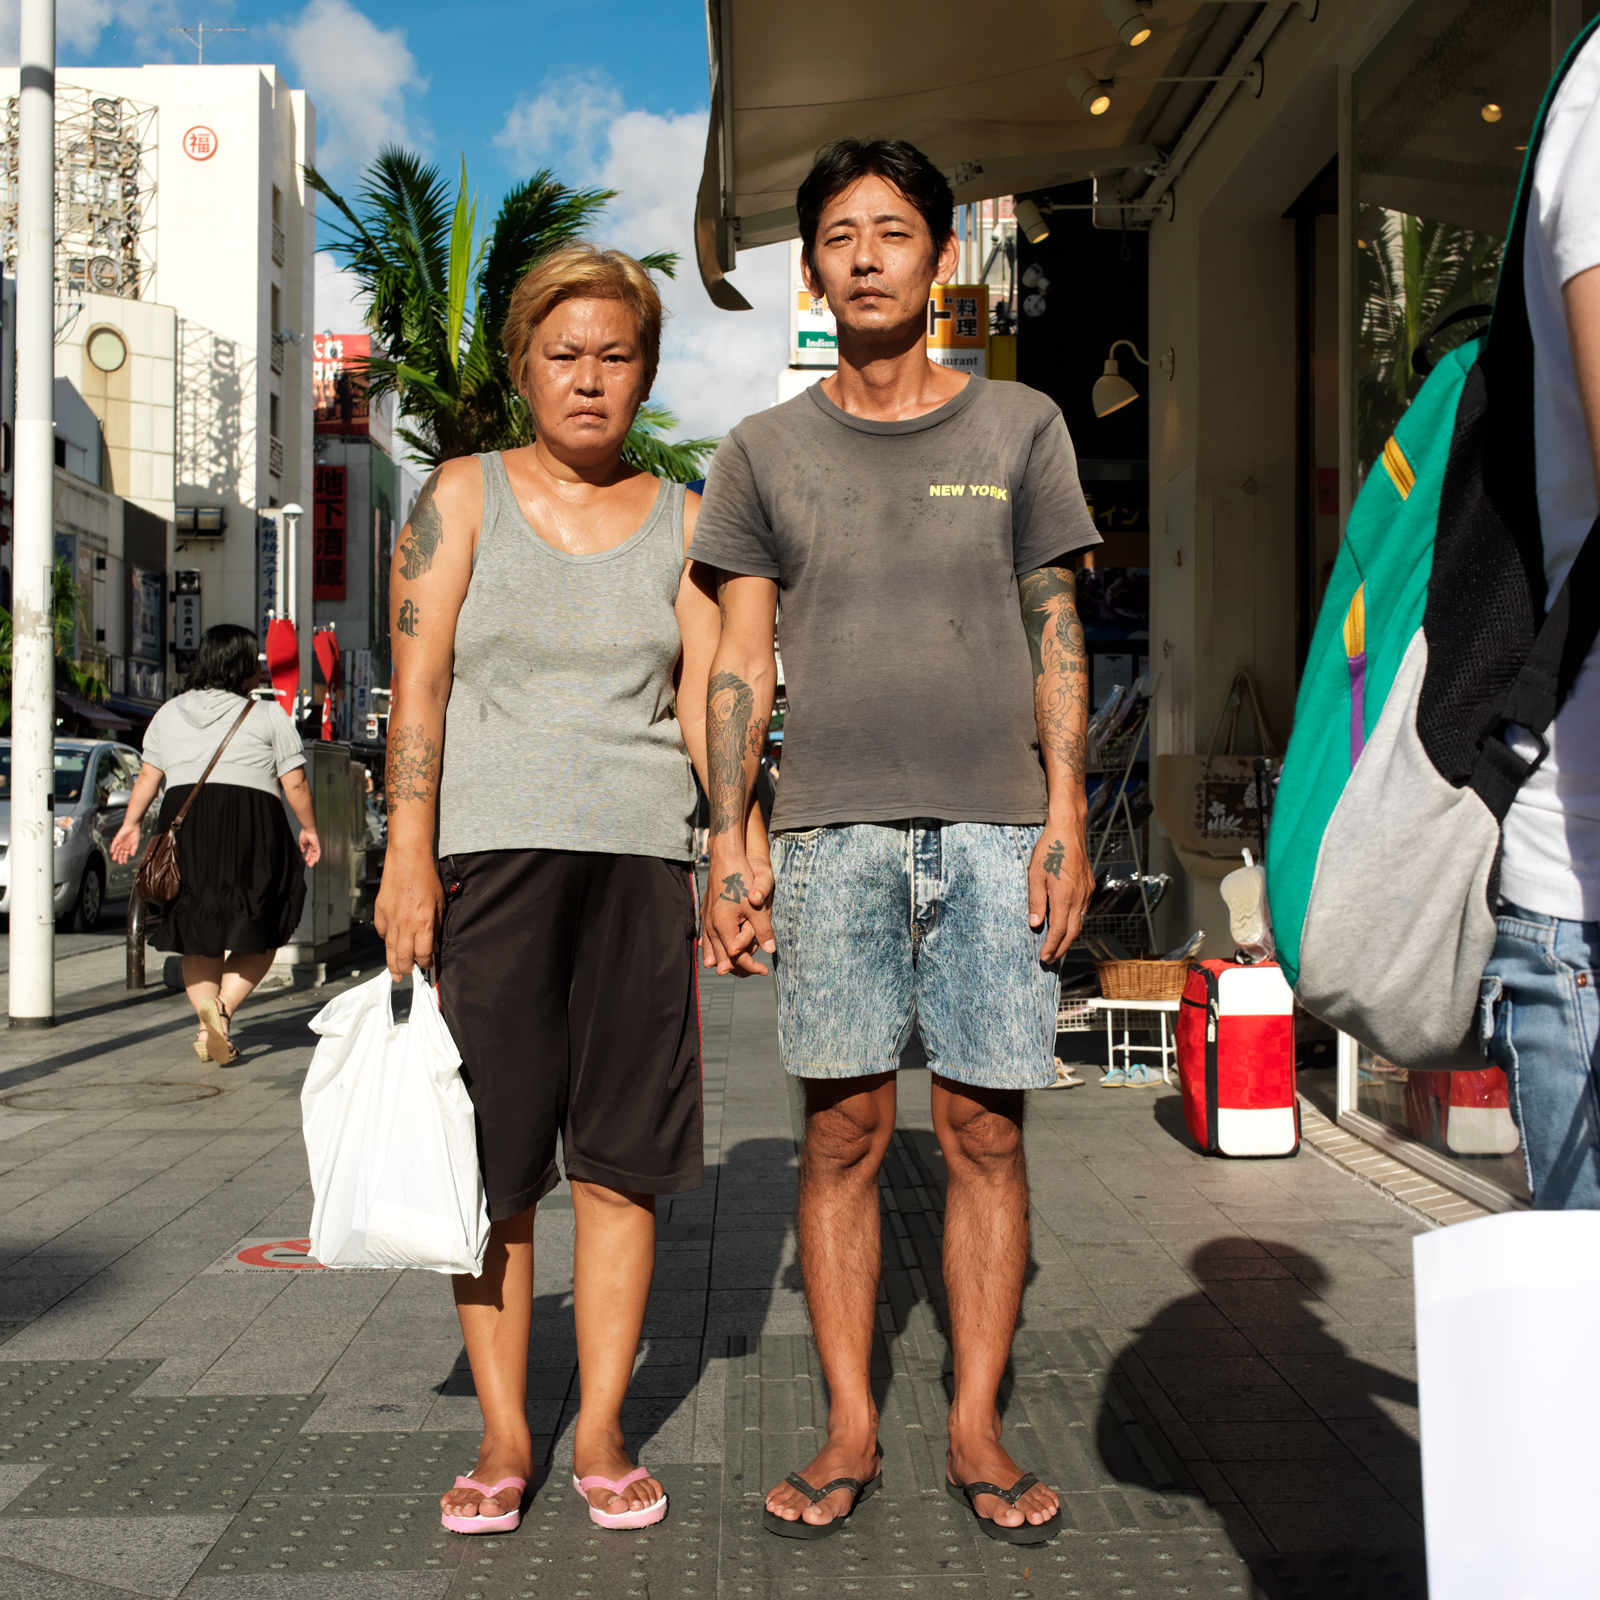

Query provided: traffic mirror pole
[9,0,57,1029]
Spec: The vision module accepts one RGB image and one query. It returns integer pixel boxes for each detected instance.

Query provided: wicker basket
[1095,958,1192,1002]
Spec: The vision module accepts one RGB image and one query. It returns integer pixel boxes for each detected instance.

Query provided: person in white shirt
[1487,20,1600,1207]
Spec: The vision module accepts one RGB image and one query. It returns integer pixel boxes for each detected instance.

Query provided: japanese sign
[257,512,280,640]
[313,464,348,601]
[173,570,202,664]
[130,566,163,662]
[927,283,989,377]
[788,239,837,369]
[182,126,217,161]
[313,334,372,435]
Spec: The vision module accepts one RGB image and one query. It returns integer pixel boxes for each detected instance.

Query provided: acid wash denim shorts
[768,820,1059,1091]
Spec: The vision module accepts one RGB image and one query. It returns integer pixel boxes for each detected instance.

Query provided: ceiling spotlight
[1092,339,1149,417]
[1481,102,1503,122]
[1068,67,1114,116]
[1102,0,1153,47]
[1014,197,1051,244]
[1021,263,1051,292]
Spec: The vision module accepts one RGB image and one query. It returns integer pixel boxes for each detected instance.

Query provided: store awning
[696,0,1298,306]
[56,691,133,731]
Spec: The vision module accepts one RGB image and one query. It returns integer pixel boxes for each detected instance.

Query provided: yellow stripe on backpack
[1381,436,1415,500]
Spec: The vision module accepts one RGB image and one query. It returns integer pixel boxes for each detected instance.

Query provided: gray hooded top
[141,690,305,798]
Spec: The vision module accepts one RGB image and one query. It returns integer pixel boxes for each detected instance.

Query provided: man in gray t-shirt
[690,138,1098,1547]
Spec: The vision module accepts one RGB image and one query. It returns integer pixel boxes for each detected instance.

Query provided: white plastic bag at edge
[302,968,488,1275]
[1415,1212,1600,1598]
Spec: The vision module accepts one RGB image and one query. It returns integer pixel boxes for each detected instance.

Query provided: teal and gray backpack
[1266,18,1600,1069]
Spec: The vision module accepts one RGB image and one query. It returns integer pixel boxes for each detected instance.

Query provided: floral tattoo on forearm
[1019,564,1088,783]
[387,723,441,806]
[707,667,763,838]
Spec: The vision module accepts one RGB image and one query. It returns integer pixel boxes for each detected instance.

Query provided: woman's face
[522,297,649,467]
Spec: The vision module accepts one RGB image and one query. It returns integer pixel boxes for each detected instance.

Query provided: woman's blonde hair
[502,243,663,397]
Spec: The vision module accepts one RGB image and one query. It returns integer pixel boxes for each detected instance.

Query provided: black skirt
[147,782,307,958]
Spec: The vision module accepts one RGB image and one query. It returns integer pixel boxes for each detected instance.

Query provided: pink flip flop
[440,1474,526,1534]
[572,1466,667,1529]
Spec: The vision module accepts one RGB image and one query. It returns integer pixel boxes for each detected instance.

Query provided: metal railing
[271,222,285,267]
[269,434,284,478]
[270,331,284,374]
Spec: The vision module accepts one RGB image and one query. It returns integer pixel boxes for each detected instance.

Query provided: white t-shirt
[1500,28,1600,922]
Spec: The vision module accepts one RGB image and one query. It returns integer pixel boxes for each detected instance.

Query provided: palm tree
[305,149,716,479]
[1356,205,1502,475]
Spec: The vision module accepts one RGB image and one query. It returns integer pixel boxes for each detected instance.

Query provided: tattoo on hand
[397,599,420,638]
[718,871,747,903]
[1019,565,1088,783]
[396,470,444,581]
[387,723,441,806]
[708,669,761,835]
[1043,838,1065,878]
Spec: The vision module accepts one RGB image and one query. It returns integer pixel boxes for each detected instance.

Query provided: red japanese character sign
[182,126,218,161]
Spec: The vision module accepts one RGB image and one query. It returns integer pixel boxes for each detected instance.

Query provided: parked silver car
[0,739,156,930]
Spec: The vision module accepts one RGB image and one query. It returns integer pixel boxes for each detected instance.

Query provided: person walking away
[374,244,770,1537]
[690,139,1099,1543]
[1486,25,1600,1207]
[109,624,321,1063]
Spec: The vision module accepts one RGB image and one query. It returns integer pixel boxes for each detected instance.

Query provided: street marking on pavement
[202,1237,396,1273]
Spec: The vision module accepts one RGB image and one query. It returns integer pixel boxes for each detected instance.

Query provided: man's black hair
[796,139,954,273]
[185,623,260,695]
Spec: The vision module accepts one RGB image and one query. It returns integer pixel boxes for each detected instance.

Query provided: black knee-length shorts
[437,849,704,1221]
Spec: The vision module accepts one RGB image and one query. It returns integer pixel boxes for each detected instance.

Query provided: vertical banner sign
[312,334,371,435]
[258,511,280,640]
[173,570,202,674]
[927,283,989,377]
[313,464,347,601]
[352,648,373,738]
[789,238,837,368]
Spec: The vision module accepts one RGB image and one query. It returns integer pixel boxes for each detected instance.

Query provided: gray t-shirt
[142,689,305,798]
[688,376,1099,831]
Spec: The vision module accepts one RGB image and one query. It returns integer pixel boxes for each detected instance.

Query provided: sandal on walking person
[440,1474,526,1535]
[946,1471,1062,1544]
[762,1458,883,1540]
[573,1465,667,1529]
[197,997,239,1065]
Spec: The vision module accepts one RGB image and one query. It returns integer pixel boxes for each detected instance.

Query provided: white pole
[9,0,56,1030]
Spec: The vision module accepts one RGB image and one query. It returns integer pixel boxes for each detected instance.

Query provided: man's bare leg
[765,1072,896,1528]
[933,1076,1059,1530]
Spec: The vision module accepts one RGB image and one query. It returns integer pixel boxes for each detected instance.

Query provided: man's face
[802,174,959,345]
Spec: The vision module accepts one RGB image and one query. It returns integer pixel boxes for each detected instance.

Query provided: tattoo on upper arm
[708,668,761,835]
[1019,565,1088,783]
[397,471,444,581]
[387,723,441,806]
[397,599,420,638]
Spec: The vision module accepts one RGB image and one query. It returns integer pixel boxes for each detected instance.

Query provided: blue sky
[10,0,790,438]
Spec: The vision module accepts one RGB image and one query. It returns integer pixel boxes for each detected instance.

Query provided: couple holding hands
[375,136,1100,1544]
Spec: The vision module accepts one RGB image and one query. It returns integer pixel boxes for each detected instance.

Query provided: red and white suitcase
[1175,959,1299,1157]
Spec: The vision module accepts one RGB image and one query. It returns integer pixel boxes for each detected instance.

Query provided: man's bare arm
[703,573,779,971]
[1566,263,1600,486]
[1018,561,1094,962]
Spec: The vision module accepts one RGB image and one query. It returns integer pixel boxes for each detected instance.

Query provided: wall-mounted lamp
[1102,0,1153,47]
[1068,67,1114,116]
[1093,340,1150,416]
[1014,197,1051,244]
[1020,264,1050,318]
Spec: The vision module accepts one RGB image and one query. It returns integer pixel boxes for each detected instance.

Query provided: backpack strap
[1473,514,1600,819]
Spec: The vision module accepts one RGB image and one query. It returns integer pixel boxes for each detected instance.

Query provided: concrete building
[0,63,317,694]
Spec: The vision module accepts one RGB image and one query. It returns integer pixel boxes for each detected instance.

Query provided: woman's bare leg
[571,1180,662,1514]
[216,951,276,1027]
[183,955,225,1049]
[441,1207,536,1521]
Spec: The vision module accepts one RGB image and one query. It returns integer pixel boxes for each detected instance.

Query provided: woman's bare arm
[374,458,483,977]
[108,764,164,863]
[279,767,323,866]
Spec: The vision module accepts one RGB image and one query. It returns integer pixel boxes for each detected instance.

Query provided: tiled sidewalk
[0,954,1430,1599]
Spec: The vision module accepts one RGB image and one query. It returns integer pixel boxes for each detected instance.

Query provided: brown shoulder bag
[136,698,258,906]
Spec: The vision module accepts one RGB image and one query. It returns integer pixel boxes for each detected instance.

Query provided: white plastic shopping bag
[302,968,488,1275]
[1414,1212,1600,1598]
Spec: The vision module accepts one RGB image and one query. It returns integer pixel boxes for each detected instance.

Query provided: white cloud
[0,0,214,65]
[496,75,789,445]
[314,250,369,336]
[275,0,427,177]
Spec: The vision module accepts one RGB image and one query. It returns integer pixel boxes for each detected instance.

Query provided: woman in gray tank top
[373,246,773,1536]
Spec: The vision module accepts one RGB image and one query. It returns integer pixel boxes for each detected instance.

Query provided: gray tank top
[436,453,695,861]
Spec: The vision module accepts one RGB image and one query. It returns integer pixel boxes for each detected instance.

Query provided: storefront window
[1343,0,1556,1202]
[1352,0,1550,480]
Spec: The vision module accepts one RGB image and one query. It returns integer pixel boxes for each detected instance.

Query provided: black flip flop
[945,1472,1061,1544]
[762,1466,883,1540]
